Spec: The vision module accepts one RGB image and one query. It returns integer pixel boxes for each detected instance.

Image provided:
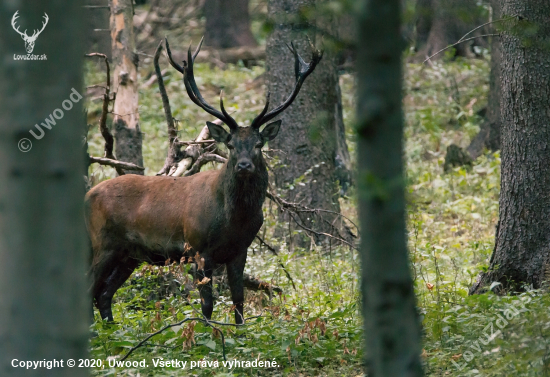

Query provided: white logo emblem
[11,11,49,54]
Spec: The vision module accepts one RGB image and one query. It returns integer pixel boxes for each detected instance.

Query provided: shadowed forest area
[1,0,550,376]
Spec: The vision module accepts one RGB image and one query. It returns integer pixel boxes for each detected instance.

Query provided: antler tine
[11,11,26,37]
[177,38,238,130]
[251,92,271,129]
[164,37,184,74]
[193,36,204,61]
[250,41,323,128]
[219,91,234,124]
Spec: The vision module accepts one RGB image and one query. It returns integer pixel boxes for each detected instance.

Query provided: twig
[423,34,500,63]
[457,16,513,44]
[89,157,145,171]
[287,212,357,249]
[423,16,514,64]
[255,235,297,291]
[266,191,359,231]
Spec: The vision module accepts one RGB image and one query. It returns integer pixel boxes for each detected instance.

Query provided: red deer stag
[85,38,322,323]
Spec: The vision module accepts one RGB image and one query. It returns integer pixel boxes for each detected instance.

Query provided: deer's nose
[237,161,254,172]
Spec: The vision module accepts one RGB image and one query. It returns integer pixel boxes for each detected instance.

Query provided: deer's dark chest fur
[205,162,268,264]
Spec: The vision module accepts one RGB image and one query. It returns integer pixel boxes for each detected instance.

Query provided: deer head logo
[11,11,49,54]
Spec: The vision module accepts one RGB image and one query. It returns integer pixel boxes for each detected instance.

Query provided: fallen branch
[89,156,145,171]
[169,45,266,66]
[184,153,227,176]
[243,273,283,295]
[120,313,263,362]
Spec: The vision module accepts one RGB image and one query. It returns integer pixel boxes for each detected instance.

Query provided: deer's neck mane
[219,159,268,219]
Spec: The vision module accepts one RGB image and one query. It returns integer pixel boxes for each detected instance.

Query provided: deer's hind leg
[92,252,138,322]
[195,256,215,320]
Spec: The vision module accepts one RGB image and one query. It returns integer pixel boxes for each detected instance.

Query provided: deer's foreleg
[226,252,247,325]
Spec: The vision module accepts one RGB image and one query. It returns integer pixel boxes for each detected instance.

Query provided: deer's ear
[260,120,281,141]
[206,121,231,143]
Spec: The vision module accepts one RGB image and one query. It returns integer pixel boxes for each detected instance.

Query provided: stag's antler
[11,11,26,39]
[11,11,49,41]
[165,36,322,131]
[250,38,323,129]
[165,37,239,130]
[31,13,49,39]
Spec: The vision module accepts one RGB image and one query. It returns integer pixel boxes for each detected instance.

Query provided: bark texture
[0,2,89,375]
[356,0,423,375]
[470,0,550,294]
[110,0,144,174]
[204,0,258,49]
[266,0,349,247]
[415,0,482,60]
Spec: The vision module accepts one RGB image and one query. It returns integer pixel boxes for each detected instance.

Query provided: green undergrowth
[85,54,550,376]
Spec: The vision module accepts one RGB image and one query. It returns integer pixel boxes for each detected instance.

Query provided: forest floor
[84,53,550,376]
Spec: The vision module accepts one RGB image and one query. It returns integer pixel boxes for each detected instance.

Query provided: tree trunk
[204,0,258,49]
[266,0,348,248]
[470,0,550,294]
[357,0,424,375]
[466,0,501,159]
[110,0,144,174]
[0,2,89,375]
[415,0,481,60]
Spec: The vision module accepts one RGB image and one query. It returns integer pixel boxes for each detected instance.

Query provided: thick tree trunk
[204,0,258,49]
[415,0,481,60]
[110,0,144,174]
[266,0,348,248]
[470,0,550,294]
[357,1,423,375]
[0,2,89,375]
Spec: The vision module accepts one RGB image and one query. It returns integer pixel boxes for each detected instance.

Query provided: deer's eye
[255,142,263,149]
[227,144,235,150]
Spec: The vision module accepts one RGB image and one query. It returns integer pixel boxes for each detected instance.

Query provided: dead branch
[174,139,217,146]
[287,212,356,249]
[89,156,145,171]
[184,153,227,176]
[144,68,168,88]
[120,313,263,362]
[266,191,359,232]
[255,235,297,291]
[154,40,181,176]
[85,53,126,176]
[243,273,283,295]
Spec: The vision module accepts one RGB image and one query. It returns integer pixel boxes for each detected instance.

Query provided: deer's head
[11,11,49,54]
[165,37,322,177]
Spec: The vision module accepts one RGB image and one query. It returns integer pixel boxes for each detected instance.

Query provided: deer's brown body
[86,37,321,323]
[87,128,268,323]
